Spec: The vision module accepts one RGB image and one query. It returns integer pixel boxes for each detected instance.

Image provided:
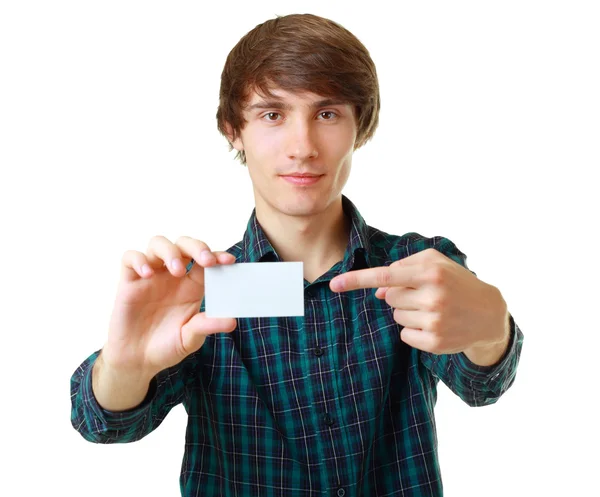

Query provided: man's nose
[285,120,319,161]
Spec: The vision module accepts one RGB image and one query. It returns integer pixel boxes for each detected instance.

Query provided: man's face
[229,87,358,218]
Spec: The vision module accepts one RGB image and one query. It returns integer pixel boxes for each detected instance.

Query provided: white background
[1,1,598,495]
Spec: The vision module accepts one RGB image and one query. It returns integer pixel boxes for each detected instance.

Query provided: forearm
[92,352,155,412]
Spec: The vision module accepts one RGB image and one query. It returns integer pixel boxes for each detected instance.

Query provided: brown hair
[216,13,381,165]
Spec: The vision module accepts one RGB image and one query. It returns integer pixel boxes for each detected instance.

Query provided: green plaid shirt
[71,195,524,496]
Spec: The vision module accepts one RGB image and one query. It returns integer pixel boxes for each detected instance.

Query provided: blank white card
[204,262,304,318]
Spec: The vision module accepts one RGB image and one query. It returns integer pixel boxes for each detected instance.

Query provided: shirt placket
[305,285,351,497]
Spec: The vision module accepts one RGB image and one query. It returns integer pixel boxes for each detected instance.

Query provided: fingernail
[171,258,183,271]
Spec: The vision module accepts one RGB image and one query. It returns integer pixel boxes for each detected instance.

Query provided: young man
[71,13,524,497]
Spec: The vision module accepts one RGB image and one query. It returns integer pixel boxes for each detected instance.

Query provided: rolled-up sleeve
[421,314,524,406]
[70,350,194,443]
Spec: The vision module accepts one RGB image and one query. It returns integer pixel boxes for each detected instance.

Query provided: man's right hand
[92,236,237,410]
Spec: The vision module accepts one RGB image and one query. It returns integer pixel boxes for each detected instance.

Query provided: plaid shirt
[71,195,524,496]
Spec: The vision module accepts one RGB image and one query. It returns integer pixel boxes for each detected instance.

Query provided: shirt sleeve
[420,313,524,406]
[70,349,197,443]
[418,236,525,407]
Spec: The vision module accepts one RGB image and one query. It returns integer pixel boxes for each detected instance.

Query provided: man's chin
[255,187,334,219]
[274,196,325,217]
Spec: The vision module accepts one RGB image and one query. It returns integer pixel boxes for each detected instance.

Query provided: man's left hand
[329,248,509,355]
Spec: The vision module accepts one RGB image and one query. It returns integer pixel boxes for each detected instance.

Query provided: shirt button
[323,413,335,426]
[337,488,346,497]
[313,346,324,356]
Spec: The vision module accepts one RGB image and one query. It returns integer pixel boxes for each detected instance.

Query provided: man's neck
[254,196,351,283]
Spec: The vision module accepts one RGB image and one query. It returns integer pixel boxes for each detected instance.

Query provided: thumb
[181,312,237,354]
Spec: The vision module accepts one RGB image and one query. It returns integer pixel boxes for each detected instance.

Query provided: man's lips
[280,174,324,185]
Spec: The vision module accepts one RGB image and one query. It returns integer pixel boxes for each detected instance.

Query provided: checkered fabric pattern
[71,195,524,496]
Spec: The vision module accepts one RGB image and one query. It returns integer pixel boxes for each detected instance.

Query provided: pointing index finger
[330,263,422,292]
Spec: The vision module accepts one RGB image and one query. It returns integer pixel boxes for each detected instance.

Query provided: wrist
[92,353,156,411]
[98,345,158,384]
[463,311,511,367]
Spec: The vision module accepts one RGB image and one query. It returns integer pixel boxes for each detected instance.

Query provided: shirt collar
[241,194,372,273]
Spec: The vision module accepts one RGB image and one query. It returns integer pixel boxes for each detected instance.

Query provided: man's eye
[319,111,337,120]
[263,112,281,121]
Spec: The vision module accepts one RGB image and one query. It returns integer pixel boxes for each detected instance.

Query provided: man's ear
[224,122,244,151]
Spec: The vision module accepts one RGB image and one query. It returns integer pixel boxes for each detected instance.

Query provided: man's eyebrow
[246,98,350,111]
